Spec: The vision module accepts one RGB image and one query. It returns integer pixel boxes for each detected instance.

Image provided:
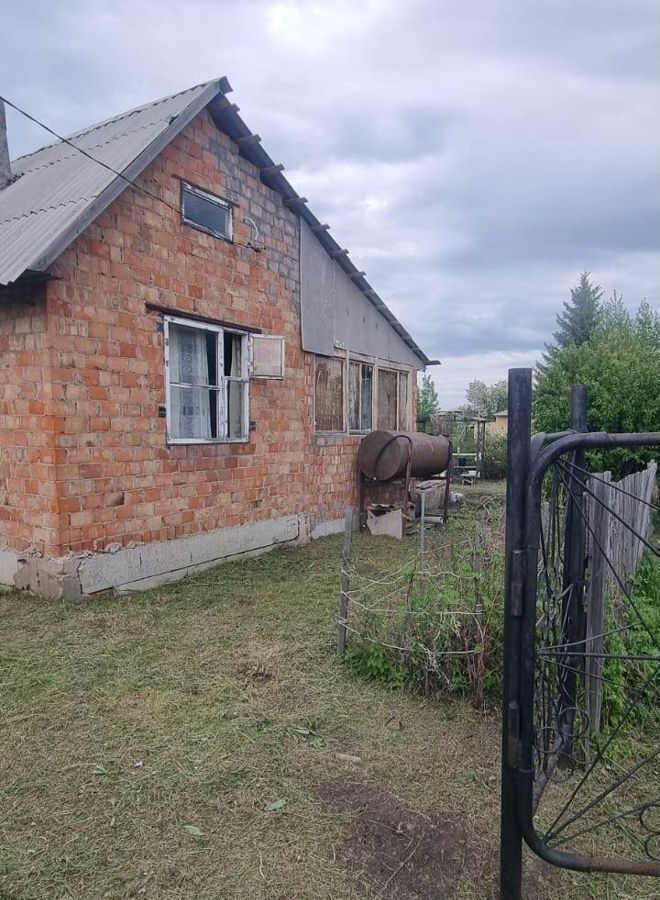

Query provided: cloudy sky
[2,0,658,406]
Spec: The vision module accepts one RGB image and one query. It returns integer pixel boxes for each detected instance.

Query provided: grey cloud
[1,0,658,406]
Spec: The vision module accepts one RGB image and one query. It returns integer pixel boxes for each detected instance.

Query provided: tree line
[418,272,660,477]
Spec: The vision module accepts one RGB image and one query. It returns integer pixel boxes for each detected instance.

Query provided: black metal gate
[500,368,660,899]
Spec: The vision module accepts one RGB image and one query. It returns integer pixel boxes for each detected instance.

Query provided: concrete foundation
[0,512,345,599]
[0,548,19,588]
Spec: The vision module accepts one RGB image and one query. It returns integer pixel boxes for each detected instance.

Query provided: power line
[0,93,260,252]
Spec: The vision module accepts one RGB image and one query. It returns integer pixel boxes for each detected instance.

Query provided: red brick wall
[0,110,422,561]
[307,430,362,526]
[0,288,60,553]
[0,109,369,557]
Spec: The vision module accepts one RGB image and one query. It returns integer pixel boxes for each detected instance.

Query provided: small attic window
[181,182,232,241]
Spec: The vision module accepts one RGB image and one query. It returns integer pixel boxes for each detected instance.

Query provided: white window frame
[181,181,233,242]
[348,359,374,434]
[164,315,249,444]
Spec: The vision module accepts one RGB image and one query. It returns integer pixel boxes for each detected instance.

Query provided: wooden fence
[584,461,658,733]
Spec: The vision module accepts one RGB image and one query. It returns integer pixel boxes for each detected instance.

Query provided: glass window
[223,331,247,440]
[181,183,232,240]
[377,369,398,430]
[166,317,248,442]
[349,361,373,431]
[315,357,344,432]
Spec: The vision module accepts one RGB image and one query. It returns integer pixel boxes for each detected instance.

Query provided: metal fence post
[499,368,532,900]
[337,507,354,655]
[420,490,426,574]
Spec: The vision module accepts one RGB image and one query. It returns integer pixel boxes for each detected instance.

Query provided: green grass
[1,487,658,898]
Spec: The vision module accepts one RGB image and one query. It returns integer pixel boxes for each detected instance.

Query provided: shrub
[483,434,507,480]
[602,555,660,734]
[344,554,505,708]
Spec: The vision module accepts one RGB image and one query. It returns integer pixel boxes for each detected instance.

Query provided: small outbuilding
[487,410,508,436]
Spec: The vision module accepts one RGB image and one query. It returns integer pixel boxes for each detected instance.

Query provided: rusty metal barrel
[358,431,450,481]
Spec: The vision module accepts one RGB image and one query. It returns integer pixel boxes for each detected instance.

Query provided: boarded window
[315,357,344,431]
[398,372,409,429]
[349,361,373,431]
[377,369,398,430]
[181,182,232,240]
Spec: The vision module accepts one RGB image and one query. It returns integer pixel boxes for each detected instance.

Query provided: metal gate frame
[499,368,660,899]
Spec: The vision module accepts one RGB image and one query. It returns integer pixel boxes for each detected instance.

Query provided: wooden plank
[584,461,657,735]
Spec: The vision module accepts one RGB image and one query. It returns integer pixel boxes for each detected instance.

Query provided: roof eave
[209,95,435,368]
[5,78,435,368]
[26,78,231,279]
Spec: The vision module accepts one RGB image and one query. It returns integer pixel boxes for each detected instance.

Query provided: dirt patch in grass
[317,778,494,899]
[238,661,275,681]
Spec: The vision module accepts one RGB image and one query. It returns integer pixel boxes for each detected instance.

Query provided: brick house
[0,78,434,598]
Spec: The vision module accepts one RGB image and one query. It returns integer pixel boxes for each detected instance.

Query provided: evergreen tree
[553,271,603,349]
[417,373,440,420]
[534,298,660,478]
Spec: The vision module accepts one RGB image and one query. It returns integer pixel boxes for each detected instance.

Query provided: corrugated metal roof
[0,79,436,366]
[0,80,222,286]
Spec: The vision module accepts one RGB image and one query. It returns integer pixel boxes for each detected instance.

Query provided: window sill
[313,431,364,442]
[167,437,250,446]
[182,219,233,244]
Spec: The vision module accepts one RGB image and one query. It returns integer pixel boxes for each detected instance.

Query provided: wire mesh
[529,455,660,870]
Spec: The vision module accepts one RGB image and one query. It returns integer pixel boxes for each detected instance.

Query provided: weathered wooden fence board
[584,461,657,733]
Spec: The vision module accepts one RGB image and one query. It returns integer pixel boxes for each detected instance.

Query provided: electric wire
[0,93,260,252]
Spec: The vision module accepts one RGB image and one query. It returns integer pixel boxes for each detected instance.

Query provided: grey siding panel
[300,219,420,368]
[300,218,335,356]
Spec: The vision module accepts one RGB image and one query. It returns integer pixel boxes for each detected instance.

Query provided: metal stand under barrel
[357,431,452,530]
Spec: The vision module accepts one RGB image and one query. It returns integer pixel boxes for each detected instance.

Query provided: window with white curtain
[165,316,249,443]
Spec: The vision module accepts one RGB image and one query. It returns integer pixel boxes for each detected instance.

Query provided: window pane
[226,381,245,439]
[361,364,373,430]
[349,362,373,431]
[377,369,398,430]
[182,186,231,238]
[224,331,243,377]
[348,361,360,431]
[170,385,214,440]
[398,372,408,429]
[315,357,344,431]
[169,324,215,386]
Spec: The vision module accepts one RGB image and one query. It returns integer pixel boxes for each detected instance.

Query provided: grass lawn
[1,488,657,899]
